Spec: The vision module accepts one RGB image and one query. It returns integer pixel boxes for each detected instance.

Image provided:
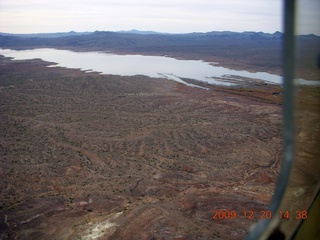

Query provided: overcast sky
[0,0,319,35]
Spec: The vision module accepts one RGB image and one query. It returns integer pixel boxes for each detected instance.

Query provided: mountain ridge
[0,29,286,38]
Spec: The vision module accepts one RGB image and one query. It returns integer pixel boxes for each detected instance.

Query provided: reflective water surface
[0,48,318,87]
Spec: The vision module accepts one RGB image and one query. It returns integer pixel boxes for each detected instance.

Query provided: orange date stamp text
[212,209,307,220]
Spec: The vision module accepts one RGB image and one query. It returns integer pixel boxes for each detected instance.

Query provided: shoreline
[0,54,283,106]
[1,45,318,81]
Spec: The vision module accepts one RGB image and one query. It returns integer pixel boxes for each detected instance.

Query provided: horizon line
[1,29,284,35]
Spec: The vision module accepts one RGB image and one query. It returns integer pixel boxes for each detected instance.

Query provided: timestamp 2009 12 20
[212,209,308,220]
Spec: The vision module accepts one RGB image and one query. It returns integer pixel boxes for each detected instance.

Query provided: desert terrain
[0,53,285,240]
[0,30,319,239]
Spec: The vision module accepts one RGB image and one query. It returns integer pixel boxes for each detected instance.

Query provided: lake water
[0,48,318,87]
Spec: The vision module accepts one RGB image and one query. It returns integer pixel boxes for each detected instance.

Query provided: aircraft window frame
[245,0,296,239]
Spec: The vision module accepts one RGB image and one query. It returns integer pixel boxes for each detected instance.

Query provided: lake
[0,48,318,87]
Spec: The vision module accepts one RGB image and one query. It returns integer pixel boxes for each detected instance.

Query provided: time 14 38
[212,210,308,220]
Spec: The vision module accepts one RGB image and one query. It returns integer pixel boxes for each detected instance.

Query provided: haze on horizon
[0,0,319,35]
[1,0,281,34]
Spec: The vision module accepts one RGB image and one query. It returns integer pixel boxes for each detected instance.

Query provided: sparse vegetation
[0,54,284,239]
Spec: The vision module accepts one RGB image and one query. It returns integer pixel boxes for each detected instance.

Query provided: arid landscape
[0,31,319,239]
[0,54,284,239]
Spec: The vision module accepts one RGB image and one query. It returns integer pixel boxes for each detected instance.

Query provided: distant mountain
[1,30,317,54]
[117,29,169,35]
[0,31,91,38]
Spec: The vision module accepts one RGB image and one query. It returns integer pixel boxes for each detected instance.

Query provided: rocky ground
[0,55,285,239]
